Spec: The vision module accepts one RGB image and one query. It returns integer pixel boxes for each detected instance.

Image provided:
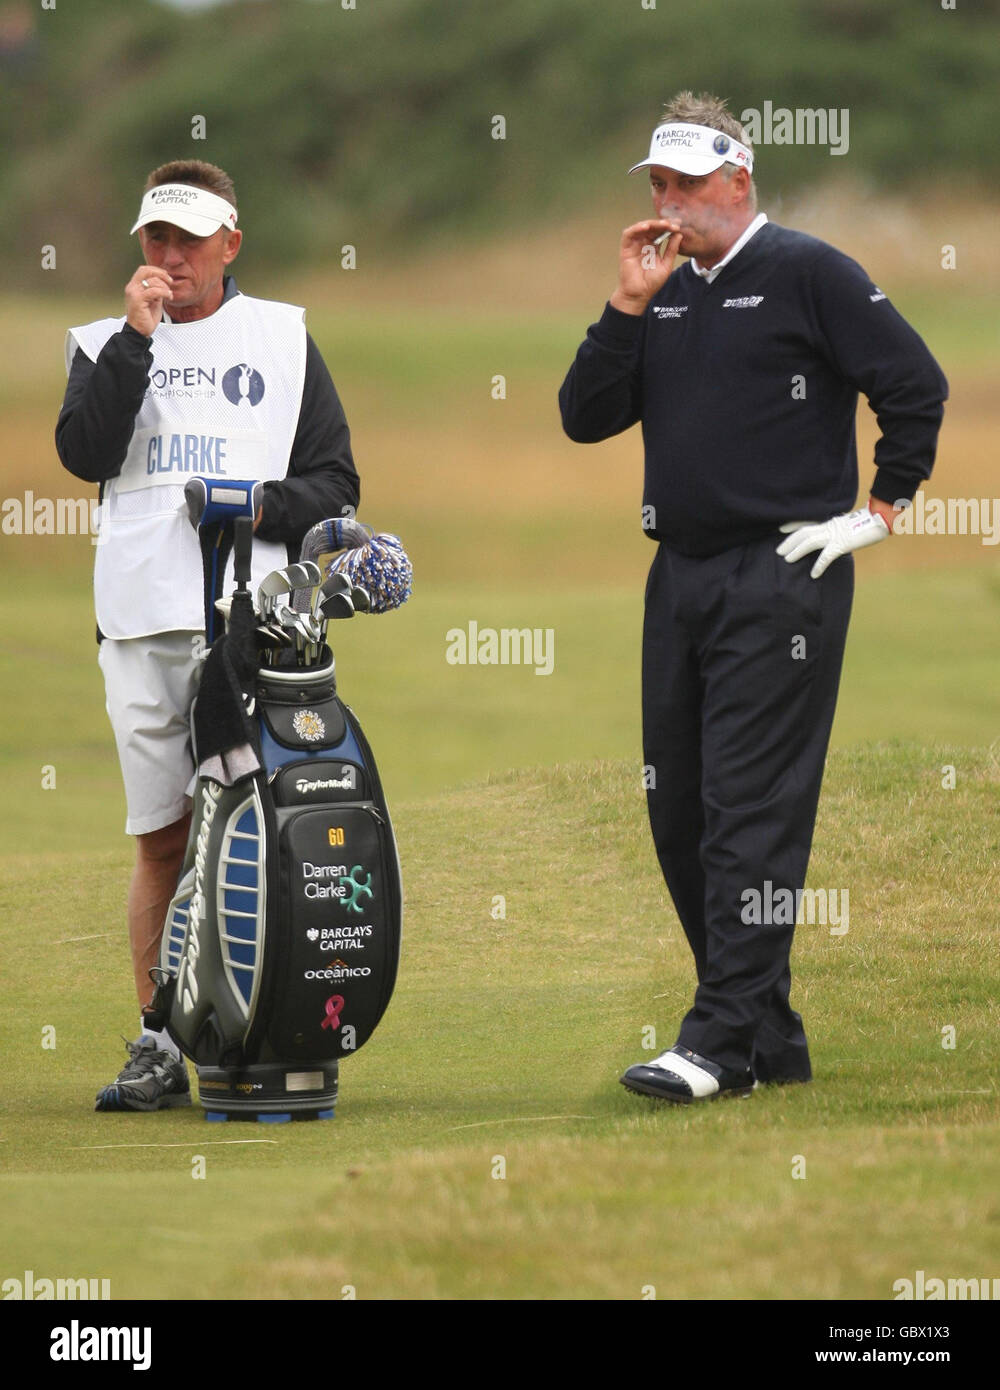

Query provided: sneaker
[95,1036,191,1112]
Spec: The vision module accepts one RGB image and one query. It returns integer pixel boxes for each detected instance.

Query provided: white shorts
[98,632,204,836]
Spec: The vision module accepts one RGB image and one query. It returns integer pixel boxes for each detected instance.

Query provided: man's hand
[777,507,890,579]
[125,266,174,336]
[609,220,683,316]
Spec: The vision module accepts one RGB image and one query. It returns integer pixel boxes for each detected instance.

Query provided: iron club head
[320,591,355,621]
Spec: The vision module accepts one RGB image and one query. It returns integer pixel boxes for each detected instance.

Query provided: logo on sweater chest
[652,305,689,319]
[722,296,764,309]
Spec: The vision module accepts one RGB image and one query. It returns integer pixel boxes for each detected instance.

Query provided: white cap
[130,183,238,237]
[628,122,754,177]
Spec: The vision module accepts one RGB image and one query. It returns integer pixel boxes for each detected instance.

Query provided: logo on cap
[150,187,197,207]
[712,134,731,155]
[656,127,695,148]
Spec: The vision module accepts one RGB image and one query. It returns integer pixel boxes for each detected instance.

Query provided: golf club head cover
[300,515,372,560]
[326,531,412,613]
[184,478,264,530]
[300,517,413,613]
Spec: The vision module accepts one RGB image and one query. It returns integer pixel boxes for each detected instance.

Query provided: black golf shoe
[95,1036,191,1112]
[620,1045,756,1104]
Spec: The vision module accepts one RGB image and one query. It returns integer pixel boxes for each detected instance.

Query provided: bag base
[196,1058,339,1118]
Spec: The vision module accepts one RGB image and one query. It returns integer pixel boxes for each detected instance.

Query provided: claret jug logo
[222,363,265,406]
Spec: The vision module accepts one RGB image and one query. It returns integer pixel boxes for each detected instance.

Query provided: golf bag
[149,486,403,1120]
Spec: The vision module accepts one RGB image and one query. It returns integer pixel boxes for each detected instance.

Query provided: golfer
[56,160,360,1111]
[559,92,947,1102]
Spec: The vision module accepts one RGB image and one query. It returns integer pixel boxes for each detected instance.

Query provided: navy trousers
[642,534,854,1078]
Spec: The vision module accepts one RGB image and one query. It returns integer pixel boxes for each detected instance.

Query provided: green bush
[4,0,997,289]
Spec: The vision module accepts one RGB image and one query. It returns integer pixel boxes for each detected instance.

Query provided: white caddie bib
[66,294,307,639]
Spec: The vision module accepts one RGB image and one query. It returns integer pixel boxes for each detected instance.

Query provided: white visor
[130,183,238,237]
[628,122,754,177]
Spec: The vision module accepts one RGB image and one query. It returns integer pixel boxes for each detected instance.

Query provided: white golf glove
[776,508,890,579]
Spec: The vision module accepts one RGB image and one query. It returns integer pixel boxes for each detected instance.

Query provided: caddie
[559,91,948,1103]
[56,159,360,1111]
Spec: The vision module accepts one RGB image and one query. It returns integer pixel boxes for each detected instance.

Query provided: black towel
[193,592,262,782]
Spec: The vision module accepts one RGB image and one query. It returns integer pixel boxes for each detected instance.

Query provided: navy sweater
[559,222,948,557]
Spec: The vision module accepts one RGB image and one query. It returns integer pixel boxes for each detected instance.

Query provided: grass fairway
[1,564,998,854]
[2,752,999,1300]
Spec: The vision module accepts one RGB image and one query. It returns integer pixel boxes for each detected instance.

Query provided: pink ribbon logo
[321,994,345,1031]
